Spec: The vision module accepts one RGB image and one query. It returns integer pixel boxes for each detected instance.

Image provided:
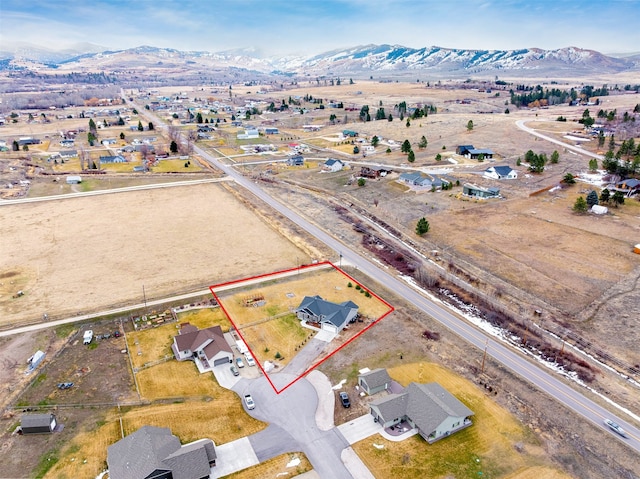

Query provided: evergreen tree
[550,150,560,164]
[407,150,415,163]
[88,118,97,132]
[612,191,625,207]
[573,196,588,213]
[588,158,598,171]
[137,121,143,131]
[416,217,430,235]
[466,120,474,131]
[196,112,203,123]
[387,114,393,122]
[401,139,411,153]
[371,136,379,147]
[418,136,428,149]
[148,122,154,131]
[600,188,611,204]
[170,141,178,154]
[120,132,125,140]
[12,140,19,151]
[586,190,599,208]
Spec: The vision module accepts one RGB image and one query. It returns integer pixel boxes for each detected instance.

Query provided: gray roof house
[358,368,392,395]
[484,166,517,180]
[370,382,473,443]
[456,145,475,155]
[323,158,345,172]
[465,148,494,160]
[399,172,432,188]
[295,295,359,333]
[172,324,233,371]
[21,413,56,434]
[107,425,216,479]
[463,183,500,199]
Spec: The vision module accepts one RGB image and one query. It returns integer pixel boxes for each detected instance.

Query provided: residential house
[59,150,78,158]
[18,137,41,146]
[358,368,392,395]
[615,178,640,197]
[172,324,233,370]
[463,183,500,199]
[237,129,259,140]
[370,382,473,443]
[465,148,494,160]
[360,166,392,179]
[399,172,449,189]
[287,155,304,166]
[21,413,56,434]
[107,426,216,479]
[484,166,517,180]
[100,155,127,164]
[456,145,475,155]
[323,158,345,172]
[295,295,359,333]
[264,127,279,134]
[343,130,358,137]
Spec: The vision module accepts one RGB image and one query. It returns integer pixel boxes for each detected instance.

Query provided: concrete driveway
[209,437,258,479]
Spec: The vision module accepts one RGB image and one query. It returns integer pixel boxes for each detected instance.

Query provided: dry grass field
[353,362,573,479]
[0,182,308,327]
[240,313,310,366]
[136,359,220,400]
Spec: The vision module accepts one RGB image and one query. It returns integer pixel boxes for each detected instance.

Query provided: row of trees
[573,188,625,212]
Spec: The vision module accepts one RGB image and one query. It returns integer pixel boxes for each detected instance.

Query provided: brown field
[352,363,572,479]
[0,182,309,327]
[240,313,310,366]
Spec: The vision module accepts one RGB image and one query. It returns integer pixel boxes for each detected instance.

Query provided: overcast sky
[2,0,639,56]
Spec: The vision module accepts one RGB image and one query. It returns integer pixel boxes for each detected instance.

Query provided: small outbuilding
[358,368,392,395]
[21,413,56,434]
[633,244,640,254]
[66,175,82,184]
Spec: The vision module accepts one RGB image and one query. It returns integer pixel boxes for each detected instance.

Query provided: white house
[484,166,517,180]
[323,158,345,172]
[237,129,260,140]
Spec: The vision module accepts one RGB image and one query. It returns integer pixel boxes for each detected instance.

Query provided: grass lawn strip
[136,360,220,400]
[352,362,572,479]
[240,313,310,366]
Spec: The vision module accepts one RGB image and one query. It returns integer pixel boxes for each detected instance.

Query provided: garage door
[321,323,338,333]
[213,357,230,367]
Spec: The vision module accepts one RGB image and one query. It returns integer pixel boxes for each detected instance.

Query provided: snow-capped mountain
[1,43,637,76]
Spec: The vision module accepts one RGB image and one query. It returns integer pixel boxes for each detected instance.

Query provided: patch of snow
[577,170,606,187]
[548,185,562,192]
[95,471,108,479]
[398,274,640,424]
[286,457,301,468]
[447,157,458,164]
[332,379,347,390]
[563,135,591,142]
[373,443,385,449]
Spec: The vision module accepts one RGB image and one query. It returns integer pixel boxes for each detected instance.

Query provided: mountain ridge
[1,43,639,76]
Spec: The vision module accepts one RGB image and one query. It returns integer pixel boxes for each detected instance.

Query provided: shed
[27,350,46,372]
[358,368,392,395]
[21,413,56,434]
[591,205,608,215]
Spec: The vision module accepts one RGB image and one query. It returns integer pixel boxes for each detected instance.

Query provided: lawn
[224,453,312,479]
[352,362,573,479]
[152,159,204,172]
[240,313,311,366]
[136,360,220,400]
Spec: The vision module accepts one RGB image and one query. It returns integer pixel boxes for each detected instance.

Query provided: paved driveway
[209,437,258,479]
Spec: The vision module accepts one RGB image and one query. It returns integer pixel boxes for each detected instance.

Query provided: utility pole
[480,340,488,374]
[142,284,148,314]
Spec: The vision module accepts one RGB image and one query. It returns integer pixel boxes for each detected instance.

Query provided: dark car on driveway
[339,391,350,408]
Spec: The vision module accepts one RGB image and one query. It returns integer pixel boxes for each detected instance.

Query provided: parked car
[230,365,239,376]
[57,382,74,390]
[113,331,122,338]
[245,354,256,367]
[244,394,255,410]
[604,419,628,438]
[236,357,245,368]
[339,392,350,408]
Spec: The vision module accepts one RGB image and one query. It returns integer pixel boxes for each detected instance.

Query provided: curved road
[133,102,640,455]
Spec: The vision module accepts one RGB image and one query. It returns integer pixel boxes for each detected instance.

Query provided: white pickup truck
[83,330,93,345]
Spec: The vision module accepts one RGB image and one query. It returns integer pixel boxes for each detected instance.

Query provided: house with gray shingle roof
[484,165,517,180]
[358,368,393,395]
[295,295,359,333]
[172,324,233,371]
[370,382,473,443]
[107,425,216,479]
[323,158,346,172]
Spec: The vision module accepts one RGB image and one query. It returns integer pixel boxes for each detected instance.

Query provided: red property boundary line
[209,261,394,394]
